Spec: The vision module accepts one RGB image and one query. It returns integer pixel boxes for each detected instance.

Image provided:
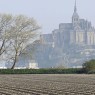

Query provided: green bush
[88,70,95,74]
[82,59,95,73]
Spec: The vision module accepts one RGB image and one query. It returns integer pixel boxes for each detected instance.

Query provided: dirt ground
[0,74,95,95]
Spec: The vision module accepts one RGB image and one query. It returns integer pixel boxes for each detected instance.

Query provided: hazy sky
[0,0,95,34]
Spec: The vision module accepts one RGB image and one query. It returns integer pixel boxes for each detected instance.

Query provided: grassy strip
[0,68,84,74]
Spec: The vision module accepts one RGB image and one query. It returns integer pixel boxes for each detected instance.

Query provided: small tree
[82,59,95,73]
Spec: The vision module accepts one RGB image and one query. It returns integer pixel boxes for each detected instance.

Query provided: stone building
[52,0,95,48]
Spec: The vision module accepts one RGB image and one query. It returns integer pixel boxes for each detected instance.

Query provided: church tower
[72,0,79,27]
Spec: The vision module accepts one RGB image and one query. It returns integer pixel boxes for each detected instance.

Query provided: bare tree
[0,14,13,56]
[0,14,40,69]
[7,15,40,69]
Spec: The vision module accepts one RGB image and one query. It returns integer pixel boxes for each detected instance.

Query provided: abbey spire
[74,0,77,13]
[72,0,79,27]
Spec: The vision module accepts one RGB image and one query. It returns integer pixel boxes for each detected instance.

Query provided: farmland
[0,74,95,95]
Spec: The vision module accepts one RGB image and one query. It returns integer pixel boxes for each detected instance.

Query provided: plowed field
[0,74,95,95]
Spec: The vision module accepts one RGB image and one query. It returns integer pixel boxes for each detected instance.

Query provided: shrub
[88,70,95,74]
[82,59,95,73]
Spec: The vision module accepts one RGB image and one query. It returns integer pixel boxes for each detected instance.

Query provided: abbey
[38,0,95,68]
[52,1,95,47]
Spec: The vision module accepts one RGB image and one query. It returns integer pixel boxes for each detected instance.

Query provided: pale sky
[0,0,95,34]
